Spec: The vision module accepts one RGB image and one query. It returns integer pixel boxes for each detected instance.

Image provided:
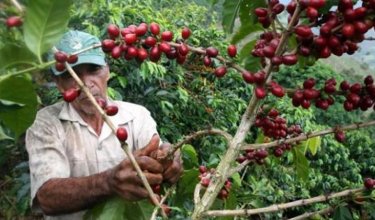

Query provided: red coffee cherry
[6,16,23,28]
[334,130,345,143]
[364,178,374,189]
[54,51,68,63]
[135,23,148,36]
[55,62,66,72]
[255,87,267,99]
[214,66,227,78]
[150,22,160,35]
[63,88,79,102]
[101,39,116,53]
[161,31,174,42]
[67,54,78,64]
[105,105,119,116]
[107,24,120,38]
[116,127,128,142]
[181,27,191,39]
[206,47,219,57]
[227,45,237,57]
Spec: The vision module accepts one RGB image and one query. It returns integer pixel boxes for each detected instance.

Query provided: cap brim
[52,55,106,76]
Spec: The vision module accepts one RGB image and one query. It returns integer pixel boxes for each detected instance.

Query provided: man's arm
[36,137,164,216]
[36,170,112,215]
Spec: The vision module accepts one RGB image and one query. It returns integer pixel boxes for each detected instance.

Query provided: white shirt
[26,101,159,219]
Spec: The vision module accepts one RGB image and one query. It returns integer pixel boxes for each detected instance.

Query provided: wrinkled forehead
[55,64,104,79]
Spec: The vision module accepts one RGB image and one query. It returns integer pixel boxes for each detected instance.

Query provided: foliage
[0,0,374,219]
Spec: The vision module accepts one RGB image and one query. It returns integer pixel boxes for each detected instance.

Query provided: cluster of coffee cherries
[251,32,297,67]
[241,70,286,100]
[53,51,79,72]
[101,22,191,64]
[101,22,242,79]
[364,177,375,189]
[198,165,232,200]
[291,75,375,112]
[292,78,335,110]
[254,0,287,28]
[292,0,375,60]
[341,75,375,112]
[251,0,375,85]
[237,108,303,163]
[5,16,23,28]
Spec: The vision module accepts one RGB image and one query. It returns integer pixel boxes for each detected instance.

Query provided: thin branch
[228,159,251,177]
[203,188,363,217]
[194,183,202,206]
[241,120,375,151]
[167,128,233,157]
[52,47,166,217]
[288,206,334,220]
[10,0,24,13]
[150,185,176,220]
[365,37,375,41]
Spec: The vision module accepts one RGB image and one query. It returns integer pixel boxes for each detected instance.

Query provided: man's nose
[80,72,94,88]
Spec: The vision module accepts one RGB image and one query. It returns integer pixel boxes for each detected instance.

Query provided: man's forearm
[36,169,113,216]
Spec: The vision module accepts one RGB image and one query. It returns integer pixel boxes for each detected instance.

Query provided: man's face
[55,64,110,115]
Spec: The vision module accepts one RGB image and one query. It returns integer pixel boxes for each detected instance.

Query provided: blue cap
[50,30,106,75]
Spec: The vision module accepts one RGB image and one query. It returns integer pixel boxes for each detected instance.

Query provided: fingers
[135,134,160,157]
[136,156,164,173]
[163,158,184,184]
[161,149,183,184]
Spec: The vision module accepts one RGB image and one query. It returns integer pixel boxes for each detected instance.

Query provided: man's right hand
[108,135,163,201]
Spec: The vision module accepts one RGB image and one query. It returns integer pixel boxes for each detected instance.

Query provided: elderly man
[26,30,183,219]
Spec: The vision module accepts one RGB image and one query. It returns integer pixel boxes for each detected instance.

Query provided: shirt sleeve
[25,113,70,208]
[134,107,160,149]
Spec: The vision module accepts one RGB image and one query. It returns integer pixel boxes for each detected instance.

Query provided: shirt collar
[58,100,134,127]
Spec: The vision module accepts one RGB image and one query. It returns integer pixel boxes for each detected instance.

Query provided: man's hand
[108,135,164,201]
[154,142,184,184]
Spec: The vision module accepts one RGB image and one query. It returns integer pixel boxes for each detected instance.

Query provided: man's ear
[54,77,65,93]
[104,65,110,81]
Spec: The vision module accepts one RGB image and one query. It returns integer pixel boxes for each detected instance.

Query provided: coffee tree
[1,0,375,219]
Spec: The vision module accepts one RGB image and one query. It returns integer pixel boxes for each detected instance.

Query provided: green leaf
[306,136,321,156]
[0,74,38,138]
[230,0,265,44]
[0,99,25,112]
[84,197,153,220]
[24,0,73,61]
[175,169,199,206]
[238,40,261,72]
[107,87,123,100]
[231,22,262,45]
[231,172,241,187]
[292,147,309,181]
[222,0,242,33]
[0,126,13,141]
[333,206,353,220]
[181,144,199,169]
[0,44,36,70]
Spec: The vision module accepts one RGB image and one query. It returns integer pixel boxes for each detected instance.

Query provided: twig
[193,183,204,206]
[241,120,375,151]
[150,185,176,220]
[203,188,363,217]
[52,47,166,218]
[229,159,251,177]
[288,206,334,220]
[10,0,24,13]
[167,129,233,157]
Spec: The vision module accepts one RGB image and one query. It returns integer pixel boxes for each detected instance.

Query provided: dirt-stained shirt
[25,100,159,220]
